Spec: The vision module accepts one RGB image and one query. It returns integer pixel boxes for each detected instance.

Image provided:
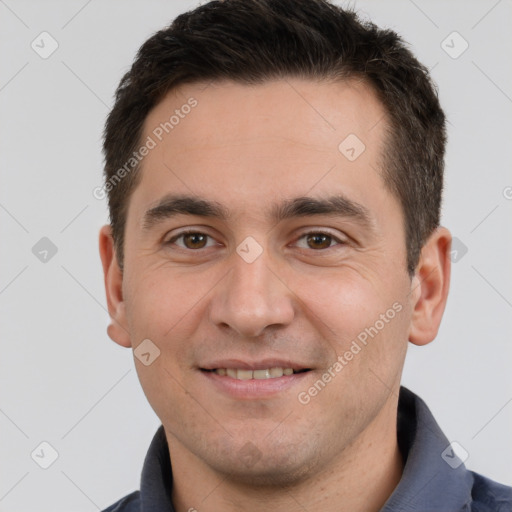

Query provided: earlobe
[98,225,132,348]
[408,227,452,346]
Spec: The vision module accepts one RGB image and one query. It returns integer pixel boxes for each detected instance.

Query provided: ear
[99,225,131,348]
[408,227,451,346]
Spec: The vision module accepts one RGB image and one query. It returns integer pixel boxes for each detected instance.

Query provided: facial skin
[99,78,451,512]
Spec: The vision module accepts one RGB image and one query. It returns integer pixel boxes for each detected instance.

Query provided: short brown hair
[102,0,446,274]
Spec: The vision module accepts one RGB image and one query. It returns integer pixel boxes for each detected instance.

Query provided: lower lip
[200,370,311,399]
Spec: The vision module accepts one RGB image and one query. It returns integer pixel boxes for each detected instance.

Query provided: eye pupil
[184,233,207,249]
[307,233,331,249]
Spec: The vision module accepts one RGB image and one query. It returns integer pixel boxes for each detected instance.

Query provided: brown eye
[165,230,221,253]
[306,233,333,249]
[182,232,208,249]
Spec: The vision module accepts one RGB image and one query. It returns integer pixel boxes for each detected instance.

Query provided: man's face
[115,79,418,483]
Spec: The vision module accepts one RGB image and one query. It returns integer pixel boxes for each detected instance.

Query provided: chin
[208,448,318,488]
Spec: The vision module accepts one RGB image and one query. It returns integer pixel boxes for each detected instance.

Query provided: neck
[168,396,403,512]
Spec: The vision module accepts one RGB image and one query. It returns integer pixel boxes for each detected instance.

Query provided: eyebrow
[141,193,374,232]
[142,195,229,231]
[272,195,372,227]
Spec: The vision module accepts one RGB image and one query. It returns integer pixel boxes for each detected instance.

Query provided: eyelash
[165,229,347,251]
[166,230,219,249]
[294,231,346,250]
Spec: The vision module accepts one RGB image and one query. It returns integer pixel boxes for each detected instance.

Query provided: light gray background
[0,0,511,510]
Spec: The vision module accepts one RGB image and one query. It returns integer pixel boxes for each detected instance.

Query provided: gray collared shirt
[103,387,512,511]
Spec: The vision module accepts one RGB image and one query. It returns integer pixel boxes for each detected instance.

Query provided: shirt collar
[381,386,473,511]
[140,425,175,512]
[139,386,474,512]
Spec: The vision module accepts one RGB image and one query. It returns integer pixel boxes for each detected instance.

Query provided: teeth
[214,367,299,380]
[269,367,283,377]
[253,369,270,379]
[237,369,253,380]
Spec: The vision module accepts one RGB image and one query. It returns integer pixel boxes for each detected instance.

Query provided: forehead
[130,78,392,225]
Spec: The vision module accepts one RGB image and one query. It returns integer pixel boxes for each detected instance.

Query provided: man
[98,0,512,510]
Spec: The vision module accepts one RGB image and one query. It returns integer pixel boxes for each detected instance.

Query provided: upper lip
[200,359,311,371]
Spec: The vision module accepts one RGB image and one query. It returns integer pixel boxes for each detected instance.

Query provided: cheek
[123,270,212,420]
[292,268,409,421]
[290,265,410,381]
[125,266,212,339]
[291,267,388,344]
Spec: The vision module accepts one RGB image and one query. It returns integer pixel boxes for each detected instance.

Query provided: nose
[209,250,295,338]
